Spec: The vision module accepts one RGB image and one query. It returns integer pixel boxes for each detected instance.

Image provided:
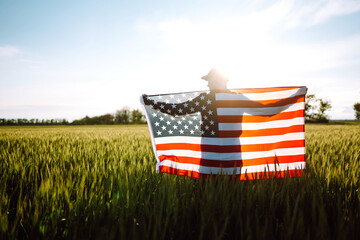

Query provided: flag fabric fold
[141,86,307,180]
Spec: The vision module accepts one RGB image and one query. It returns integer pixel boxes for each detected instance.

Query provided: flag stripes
[218,109,304,123]
[158,154,305,167]
[216,95,304,108]
[156,139,304,153]
[159,161,305,175]
[142,86,307,180]
[216,87,307,100]
[159,166,303,180]
[219,125,304,138]
[157,147,305,161]
[154,132,305,145]
[217,101,304,116]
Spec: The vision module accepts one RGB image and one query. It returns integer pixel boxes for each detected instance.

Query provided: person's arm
[142,94,202,116]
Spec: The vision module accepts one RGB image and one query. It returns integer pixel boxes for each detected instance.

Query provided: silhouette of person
[142,69,306,177]
[142,68,229,137]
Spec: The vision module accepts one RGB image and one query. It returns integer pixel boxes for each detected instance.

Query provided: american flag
[141,86,307,180]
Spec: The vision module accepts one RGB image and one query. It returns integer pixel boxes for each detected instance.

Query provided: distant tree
[305,94,332,123]
[115,107,131,124]
[99,114,115,124]
[131,109,146,124]
[314,99,332,122]
[354,102,360,120]
[305,94,317,121]
[61,119,69,125]
[68,107,146,125]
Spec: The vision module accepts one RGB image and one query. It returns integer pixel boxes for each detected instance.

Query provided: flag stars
[146,91,218,138]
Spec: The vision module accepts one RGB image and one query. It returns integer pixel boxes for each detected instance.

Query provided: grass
[0,124,359,239]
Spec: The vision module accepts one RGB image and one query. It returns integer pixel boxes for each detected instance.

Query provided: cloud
[259,0,360,28]
[0,46,21,57]
[141,7,360,83]
[311,0,360,24]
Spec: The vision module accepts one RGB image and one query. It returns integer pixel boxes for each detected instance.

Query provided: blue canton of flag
[143,91,219,138]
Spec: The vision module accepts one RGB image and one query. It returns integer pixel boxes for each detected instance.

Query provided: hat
[201,68,228,82]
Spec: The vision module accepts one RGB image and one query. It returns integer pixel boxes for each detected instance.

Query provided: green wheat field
[0,124,359,239]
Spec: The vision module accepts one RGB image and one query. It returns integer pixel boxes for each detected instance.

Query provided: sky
[1,0,360,121]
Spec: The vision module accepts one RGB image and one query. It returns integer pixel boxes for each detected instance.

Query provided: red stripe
[159,154,305,168]
[216,86,305,94]
[159,166,304,180]
[218,110,304,123]
[219,124,304,138]
[156,139,305,153]
[216,96,304,108]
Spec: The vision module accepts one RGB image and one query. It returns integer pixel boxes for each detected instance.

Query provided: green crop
[0,124,359,239]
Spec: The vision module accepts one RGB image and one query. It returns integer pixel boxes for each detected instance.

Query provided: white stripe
[159,160,306,175]
[216,87,307,101]
[219,117,304,131]
[217,102,304,116]
[157,147,305,161]
[155,132,305,146]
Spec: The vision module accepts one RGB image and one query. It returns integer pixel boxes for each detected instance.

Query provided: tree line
[0,108,146,126]
[305,93,360,122]
[1,96,359,126]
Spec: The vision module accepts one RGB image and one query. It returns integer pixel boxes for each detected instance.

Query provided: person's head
[201,68,228,90]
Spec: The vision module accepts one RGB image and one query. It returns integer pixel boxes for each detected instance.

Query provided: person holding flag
[141,69,307,179]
